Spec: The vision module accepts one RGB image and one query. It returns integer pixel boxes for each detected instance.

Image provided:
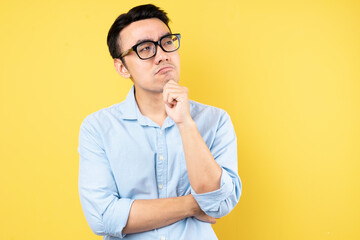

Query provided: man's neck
[134,87,167,127]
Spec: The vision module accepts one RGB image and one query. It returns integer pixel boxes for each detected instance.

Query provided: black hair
[107,4,171,59]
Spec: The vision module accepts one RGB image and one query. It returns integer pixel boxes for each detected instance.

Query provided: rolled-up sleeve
[191,111,242,218]
[78,117,134,239]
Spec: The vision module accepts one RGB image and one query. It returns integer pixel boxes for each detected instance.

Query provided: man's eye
[139,46,151,52]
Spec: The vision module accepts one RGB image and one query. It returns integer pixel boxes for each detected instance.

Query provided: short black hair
[107,4,171,59]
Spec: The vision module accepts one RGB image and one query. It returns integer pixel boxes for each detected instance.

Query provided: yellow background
[1,0,359,239]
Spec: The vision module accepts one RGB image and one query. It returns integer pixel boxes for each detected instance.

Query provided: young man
[78,4,241,240]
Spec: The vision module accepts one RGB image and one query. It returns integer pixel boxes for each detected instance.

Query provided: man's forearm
[122,194,214,234]
[177,120,222,194]
[162,81,221,194]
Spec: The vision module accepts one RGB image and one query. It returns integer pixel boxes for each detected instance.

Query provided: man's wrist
[176,118,196,131]
[184,194,201,217]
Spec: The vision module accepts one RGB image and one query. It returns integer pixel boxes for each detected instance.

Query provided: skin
[115,18,181,126]
[114,18,222,235]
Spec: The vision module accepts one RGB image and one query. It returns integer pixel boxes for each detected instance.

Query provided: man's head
[107,4,181,94]
[107,4,171,60]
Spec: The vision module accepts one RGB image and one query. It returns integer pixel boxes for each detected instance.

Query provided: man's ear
[114,58,131,78]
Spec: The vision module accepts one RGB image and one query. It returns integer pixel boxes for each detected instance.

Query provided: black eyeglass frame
[117,33,181,60]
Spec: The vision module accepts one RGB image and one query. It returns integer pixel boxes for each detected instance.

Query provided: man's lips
[155,65,174,75]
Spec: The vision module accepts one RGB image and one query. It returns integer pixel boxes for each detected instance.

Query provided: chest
[102,123,190,199]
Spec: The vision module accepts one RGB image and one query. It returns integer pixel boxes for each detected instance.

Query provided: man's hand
[189,194,217,224]
[163,80,192,125]
[194,211,217,224]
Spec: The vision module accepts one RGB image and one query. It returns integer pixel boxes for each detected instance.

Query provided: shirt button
[160,236,166,240]
[158,184,163,189]
[159,155,164,161]
[159,130,163,135]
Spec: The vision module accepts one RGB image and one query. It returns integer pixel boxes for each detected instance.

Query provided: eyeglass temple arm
[119,48,133,58]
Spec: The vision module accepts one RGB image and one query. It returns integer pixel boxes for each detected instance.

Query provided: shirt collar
[119,85,175,129]
[118,85,138,120]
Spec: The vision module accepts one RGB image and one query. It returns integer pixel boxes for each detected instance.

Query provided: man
[78,4,241,240]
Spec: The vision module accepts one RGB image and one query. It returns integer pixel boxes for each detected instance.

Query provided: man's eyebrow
[135,32,171,45]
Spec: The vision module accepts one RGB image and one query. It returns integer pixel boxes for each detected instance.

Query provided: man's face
[118,18,181,94]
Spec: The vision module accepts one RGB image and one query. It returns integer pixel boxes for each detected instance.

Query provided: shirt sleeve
[78,117,134,239]
[191,111,242,219]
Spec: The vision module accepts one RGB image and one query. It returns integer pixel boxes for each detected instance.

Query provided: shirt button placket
[155,128,169,238]
[156,128,167,199]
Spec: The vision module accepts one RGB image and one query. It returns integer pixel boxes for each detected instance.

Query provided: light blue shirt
[78,86,241,240]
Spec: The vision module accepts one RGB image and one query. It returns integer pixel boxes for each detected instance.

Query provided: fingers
[194,212,217,224]
[162,80,188,105]
[207,216,217,224]
[165,100,177,108]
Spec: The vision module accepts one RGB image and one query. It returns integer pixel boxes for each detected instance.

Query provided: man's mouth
[155,65,174,75]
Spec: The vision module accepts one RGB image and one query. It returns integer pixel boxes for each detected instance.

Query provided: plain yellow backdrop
[1,0,359,239]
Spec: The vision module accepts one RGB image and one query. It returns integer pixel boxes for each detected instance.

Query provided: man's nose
[154,45,169,64]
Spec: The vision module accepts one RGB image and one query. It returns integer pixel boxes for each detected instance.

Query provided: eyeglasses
[118,33,181,60]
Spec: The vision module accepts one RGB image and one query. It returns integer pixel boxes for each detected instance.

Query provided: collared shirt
[78,86,242,240]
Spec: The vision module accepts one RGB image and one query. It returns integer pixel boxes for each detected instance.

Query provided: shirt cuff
[102,198,135,238]
[190,169,233,212]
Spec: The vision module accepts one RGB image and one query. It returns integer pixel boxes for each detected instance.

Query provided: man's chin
[162,75,179,84]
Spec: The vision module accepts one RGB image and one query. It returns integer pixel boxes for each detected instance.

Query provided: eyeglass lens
[136,35,180,59]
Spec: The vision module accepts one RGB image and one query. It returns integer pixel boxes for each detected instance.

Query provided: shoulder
[80,101,126,131]
[189,100,236,148]
[189,100,232,129]
[189,100,228,120]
